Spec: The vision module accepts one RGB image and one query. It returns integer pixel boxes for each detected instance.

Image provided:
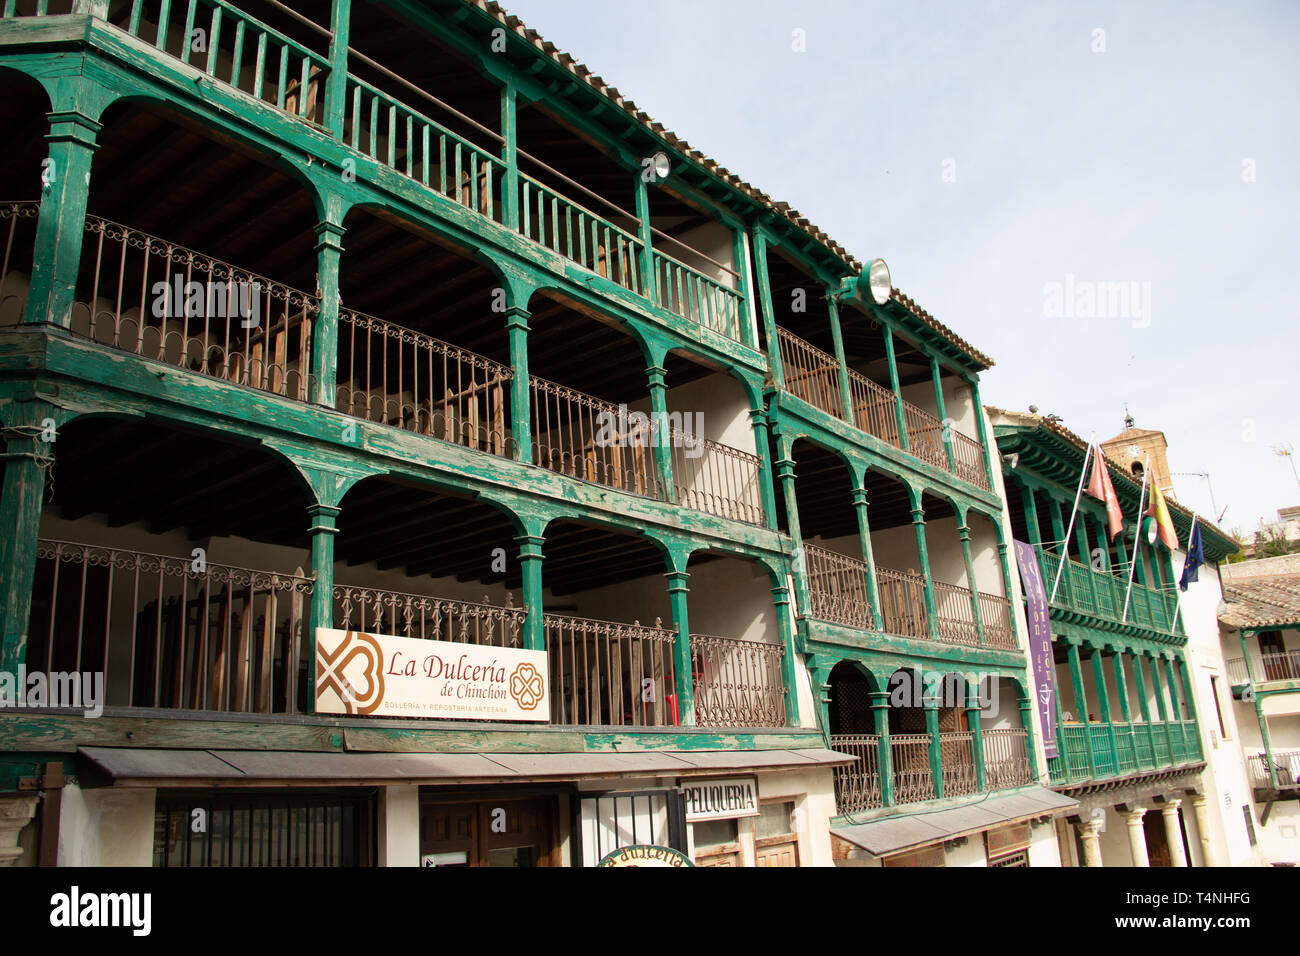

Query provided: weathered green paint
[850,486,885,630]
[881,322,909,453]
[664,568,695,725]
[516,532,545,650]
[750,226,784,388]
[825,295,855,422]
[871,689,895,806]
[1090,647,1121,774]
[965,681,986,791]
[957,522,986,645]
[1065,640,1098,777]
[0,400,56,671]
[930,354,956,471]
[907,486,941,641]
[924,698,943,798]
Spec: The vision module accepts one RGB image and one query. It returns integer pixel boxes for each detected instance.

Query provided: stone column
[1121,808,1150,867]
[0,795,39,867]
[1162,800,1188,867]
[1076,819,1104,867]
[1187,794,1217,867]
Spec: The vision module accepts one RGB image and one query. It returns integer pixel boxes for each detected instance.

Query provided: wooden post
[930,354,955,472]
[882,322,909,453]
[749,406,779,531]
[505,306,532,463]
[1090,645,1120,775]
[1020,480,1044,547]
[634,171,656,304]
[26,109,101,327]
[957,521,986,646]
[925,694,943,798]
[500,79,519,230]
[966,680,986,792]
[751,227,784,388]
[1017,692,1042,779]
[1066,639,1097,778]
[311,218,345,408]
[907,486,940,641]
[775,448,810,618]
[646,365,674,501]
[305,503,340,715]
[826,295,854,422]
[516,534,545,651]
[966,375,996,490]
[665,569,694,726]
[871,689,894,807]
[0,404,52,673]
[771,582,799,726]
[850,486,884,630]
[323,0,352,138]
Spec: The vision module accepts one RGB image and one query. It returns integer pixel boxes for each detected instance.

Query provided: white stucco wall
[57,784,155,867]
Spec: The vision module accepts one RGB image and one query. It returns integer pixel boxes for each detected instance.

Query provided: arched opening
[27,416,315,715]
[966,509,1014,648]
[859,469,926,639]
[980,675,1036,789]
[885,666,936,804]
[71,99,319,398]
[828,661,877,735]
[332,476,525,645]
[334,206,514,456]
[827,661,884,814]
[540,520,674,727]
[686,550,785,728]
[0,69,56,325]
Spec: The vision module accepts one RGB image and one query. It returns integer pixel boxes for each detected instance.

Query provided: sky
[499,0,1300,538]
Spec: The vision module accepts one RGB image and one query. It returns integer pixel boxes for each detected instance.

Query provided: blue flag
[1179,520,1204,592]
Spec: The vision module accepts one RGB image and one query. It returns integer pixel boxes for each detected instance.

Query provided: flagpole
[1049,434,1095,604]
[1122,454,1151,623]
[1171,513,1199,632]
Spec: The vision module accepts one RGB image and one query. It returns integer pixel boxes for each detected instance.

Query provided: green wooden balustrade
[1047,719,1201,785]
[1034,545,1181,634]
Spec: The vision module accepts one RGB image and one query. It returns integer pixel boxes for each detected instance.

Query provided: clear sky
[499,0,1300,539]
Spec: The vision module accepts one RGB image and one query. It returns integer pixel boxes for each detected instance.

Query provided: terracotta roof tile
[1219,574,1300,629]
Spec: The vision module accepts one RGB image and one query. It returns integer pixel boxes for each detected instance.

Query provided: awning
[831,788,1078,858]
[79,746,853,787]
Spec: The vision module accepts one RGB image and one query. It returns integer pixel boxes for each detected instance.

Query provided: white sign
[679,776,759,822]
[315,628,549,722]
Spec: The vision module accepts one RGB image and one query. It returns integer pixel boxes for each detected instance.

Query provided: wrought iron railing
[67,211,317,400]
[938,730,978,797]
[804,544,874,630]
[979,591,1016,649]
[0,200,38,325]
[336,308,514,456]
[901,397,947,471]
[667,427,764,526]
[875,565,930,640]
[333,585,525,647]
[1033,545,1180,634]
[652,250,744,343]
[107,0,331,125]
[890,733,935,805]
[951,429,990,490]
[982,728,1034,789]
[544,612,677,727]
[690,633,786,728]
[847,367,902,448]
[1259,650,1300,683]
[775,327,841,418]
[829,734,882,813]
[1247,750,1300,790]
[27,538,313,715]
[932,579,980,647]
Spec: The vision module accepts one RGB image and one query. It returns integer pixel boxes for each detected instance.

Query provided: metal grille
[988,849,1029,868]
[690,633,786,728]
[805,544,874,629]
[333,586,525,646]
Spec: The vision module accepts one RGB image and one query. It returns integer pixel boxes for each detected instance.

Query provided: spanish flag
[1145,480,1179,550]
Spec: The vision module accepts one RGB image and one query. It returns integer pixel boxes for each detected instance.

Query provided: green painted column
[957,521,986,646]
[965,681,986,791]
[0,404,54,673]
[1046,490,1067,553]
[26,109,101,327]
[925,695,943,798]
[748,406,779,531]
[665,569,695,726]
[907,487,940,641]
[1020,480,1044,547]
[882,323,909,452]
[516,534,545,651]
[775,454,811,617]
[305,503,341,716]
[323,0,352,138]
[1017,693,1042,780]
[1066,640,1098,778]
[1091,512,1112,571]
[1075,514,1099,608]
[1148,652,1174,765]
[731,226,754,349]
[1090,645,1120,776]
[1131,652,1156,768]
[991,520,1018,616]
[311,219,345,409]
[633,171,656,304]
[1110,646,1137,769]
[1175,655,1201,759]
[504,306,532,464]
[871,690,895,807]
[930,354,956,472]
[771,583,799,726]
[1164,655,1190,761]
[750,228,784,388]
[966,376,996,490]
[647,365,675,502]
[1051,653,1071,779]
[850,486,884,630]
[500,78,520,231]
[826,295,854,422]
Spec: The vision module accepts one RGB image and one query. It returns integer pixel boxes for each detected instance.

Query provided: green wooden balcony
[1033,545,1181,635]
[1046,719,1201,786]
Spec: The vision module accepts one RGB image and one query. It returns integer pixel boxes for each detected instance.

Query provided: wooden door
[420,802,477,868]
[1144,811,1171,867]
[420,797,558,867]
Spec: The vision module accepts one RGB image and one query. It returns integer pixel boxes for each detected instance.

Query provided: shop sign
[678,776,759,822]
[598,845,693,867]
[315,628,549,721]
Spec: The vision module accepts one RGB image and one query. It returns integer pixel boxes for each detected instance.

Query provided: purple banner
[1013,540,1058,759]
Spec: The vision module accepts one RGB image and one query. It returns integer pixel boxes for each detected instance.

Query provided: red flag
[1084,442,1124,540]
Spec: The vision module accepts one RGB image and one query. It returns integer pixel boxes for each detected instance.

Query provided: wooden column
[882,323,909,452]
[851,486,884,630]
[1132,652,1157,768]
[633,171,656,304]
[826,295,854,422]
[871,690,895,807]
[516,534,545,651]
[665,569,694,726]
[1090,645,1120,775]
[775,453,810,618]
[26,109,101,327]
[965,375,996,490]
[305,503,341,715]
[647,365,675,501]
[930,354,955,472]
[957,521,986,646]
[0,404,53,673]
[1111,646,1138,769]
[751,228,784,388]
[965,680,986,791]
[505,305,532,464]
[771,582,799,726]
[1066,639,1097,778]
[1020,480,1044,547]
[311,218,345,409]
[925,695,943,798]
[749,406,779,531]
[323,0,352,138]
[1017,692,1042,779]
[907,487,940,641]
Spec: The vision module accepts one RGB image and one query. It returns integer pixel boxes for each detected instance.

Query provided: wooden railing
[68,211,317,401]
[901,397,947,471]
[1034,545,1180,634]
[110,0,331,125]
[27,538,313,715]
[982,728,1034,789]
[521,172,643,294]
[932,579,980,647]
[690,633,786,728]
[890,733,935,805]
[544,613,677,727]
[979,591,1016,649]
[775,327,841,418]
[1047,719,1202,786]
[336,308,513,456]
[333,585,525,647]
[829,734,883,813]
[804,544,874,630]
[847,367,902,448]
[652,251,744,343]
[875,566,929,640]
[345,74,506,224]
[1259,650,1300,683]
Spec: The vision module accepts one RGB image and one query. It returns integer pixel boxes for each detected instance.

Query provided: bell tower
[1101,412,1175,499]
